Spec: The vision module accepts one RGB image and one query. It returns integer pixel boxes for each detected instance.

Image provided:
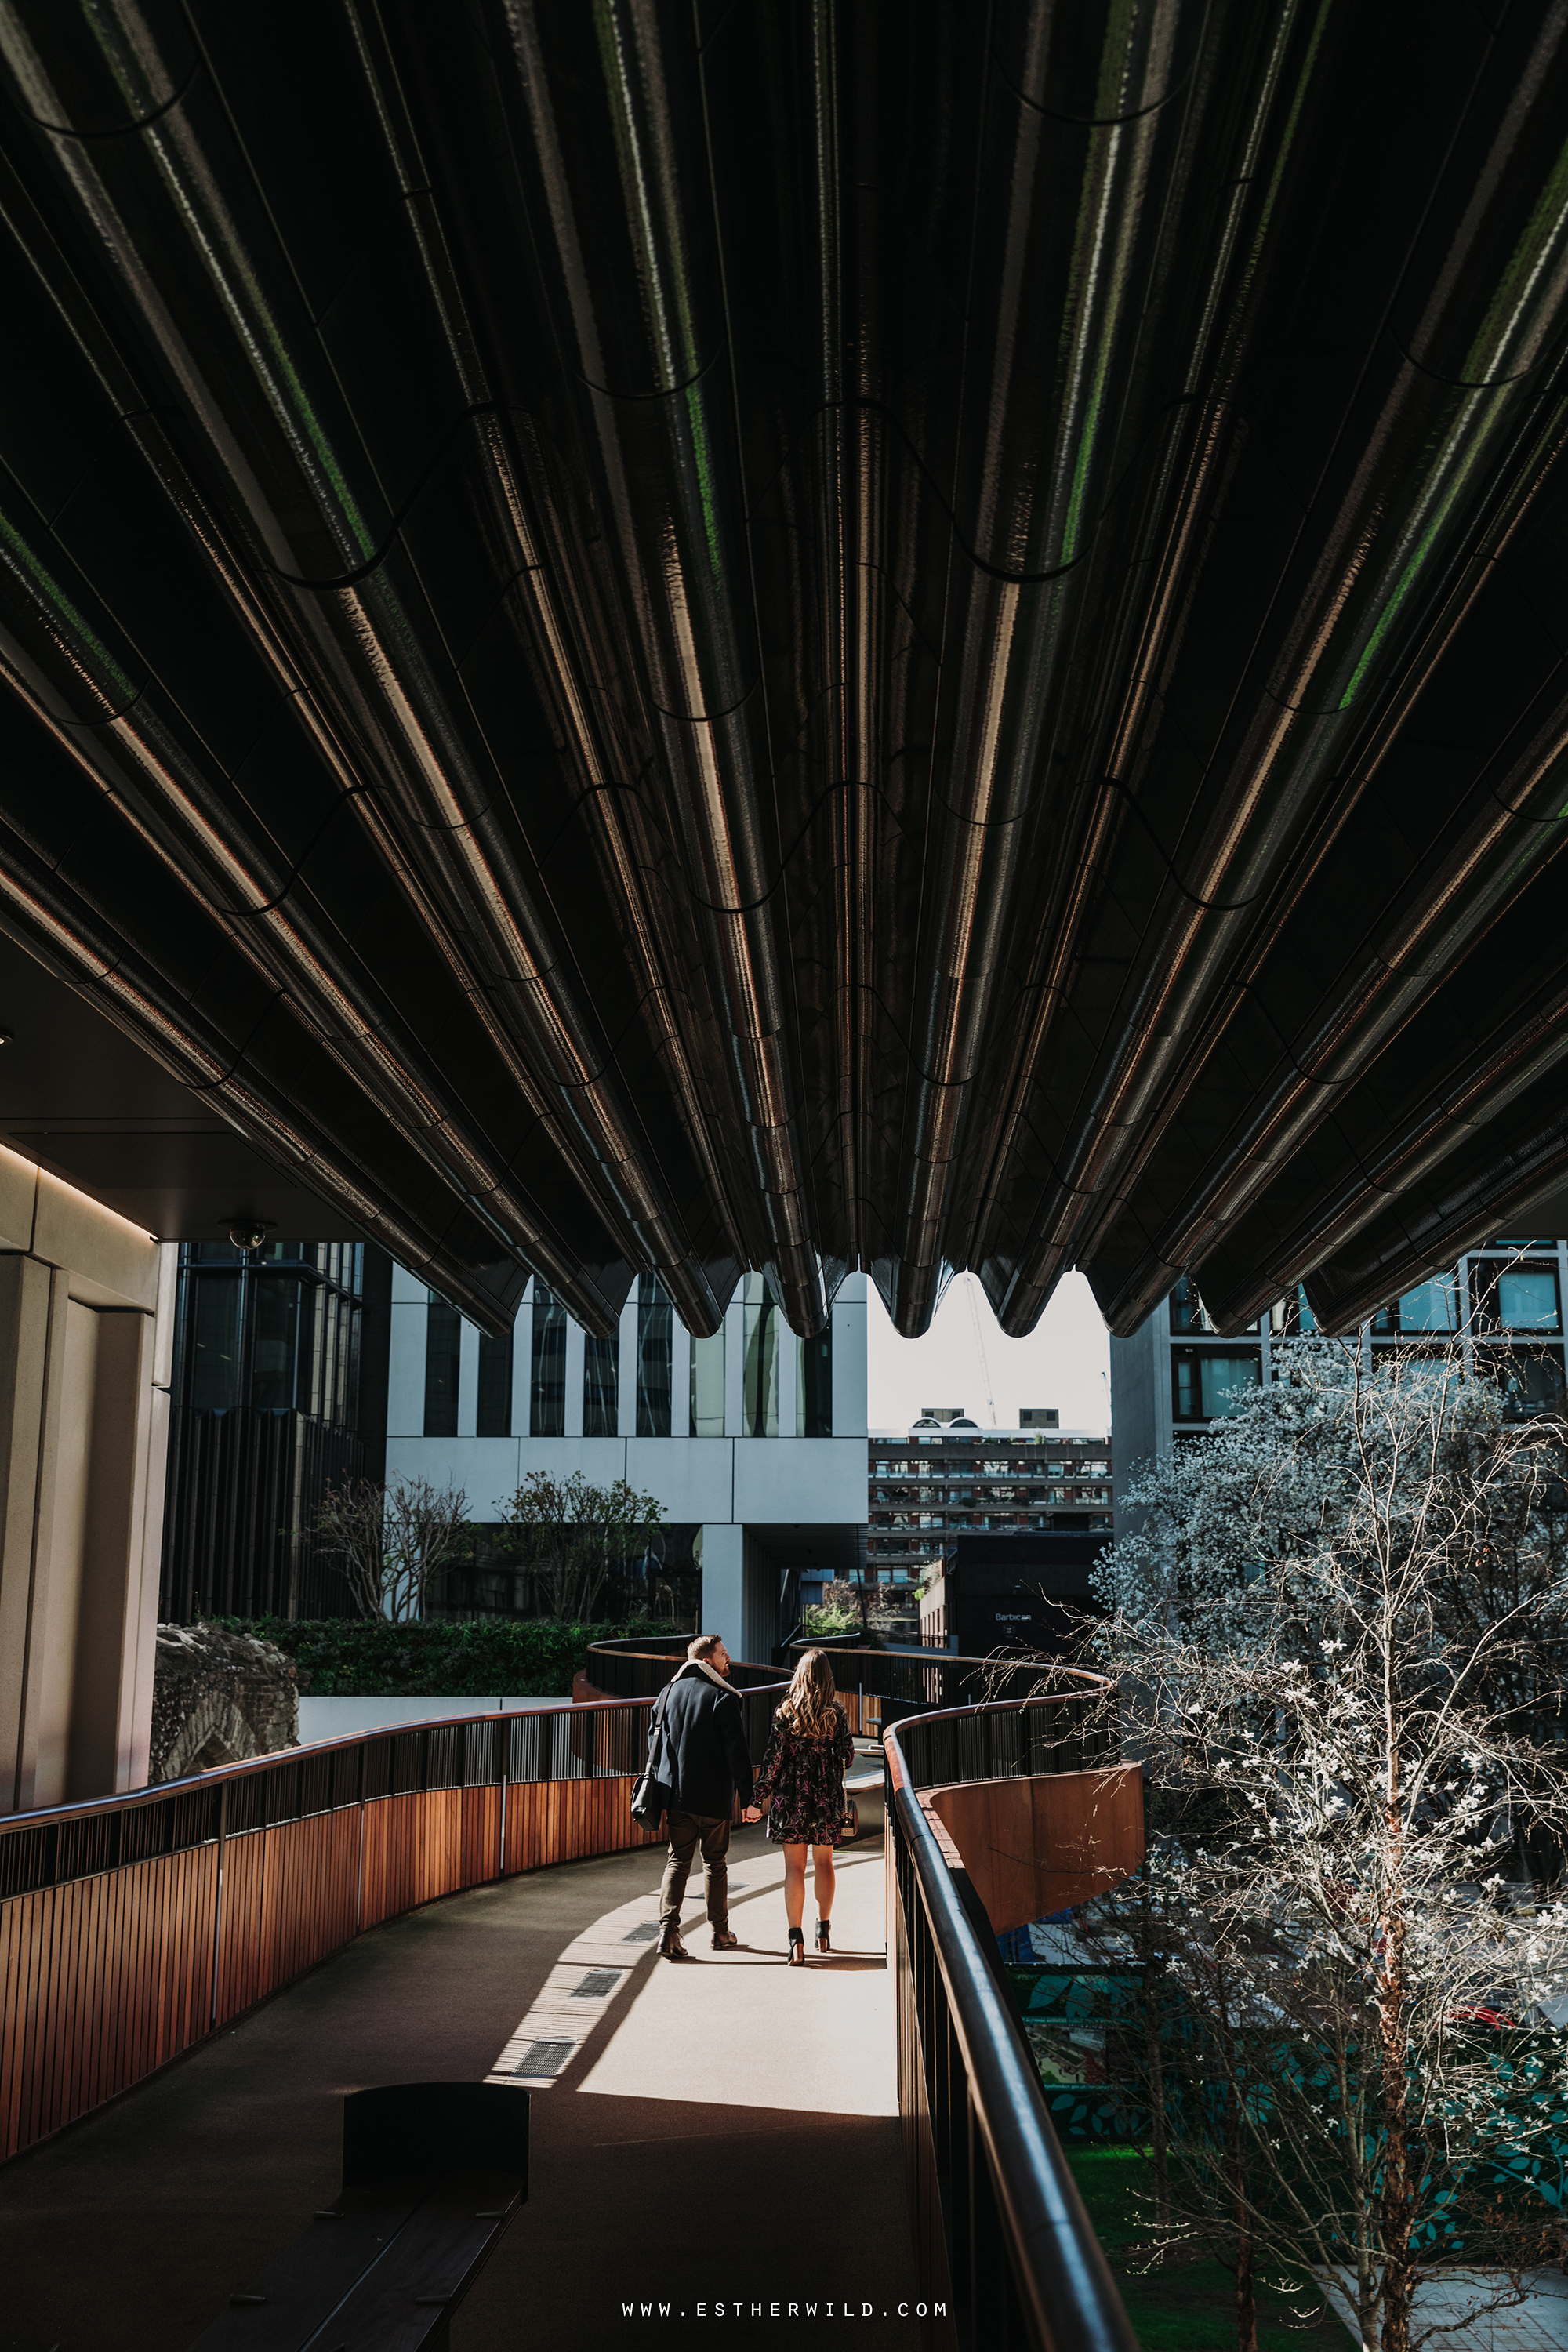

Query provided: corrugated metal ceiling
[0,1,1566,1339]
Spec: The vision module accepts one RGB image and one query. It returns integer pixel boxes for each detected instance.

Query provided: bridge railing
[781,1641,1044,1737]
[884,1679,1141,2352]
[0,1684,785,2166]
[581,1636,783,1697]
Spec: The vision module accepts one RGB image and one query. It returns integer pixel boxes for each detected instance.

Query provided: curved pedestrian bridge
[1,1825,916,2347]
[0,1648,1141,2351]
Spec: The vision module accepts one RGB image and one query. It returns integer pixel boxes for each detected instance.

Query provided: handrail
[583,1638,782,1696]
[0,1685,784,1839]
[884,1683,1139,2352]
[0,1683,789,2162]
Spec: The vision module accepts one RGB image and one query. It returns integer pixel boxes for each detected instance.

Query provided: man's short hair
[688,1632,724,1661]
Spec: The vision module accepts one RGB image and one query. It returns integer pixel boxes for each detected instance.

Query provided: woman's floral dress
[752,1703,855,1845]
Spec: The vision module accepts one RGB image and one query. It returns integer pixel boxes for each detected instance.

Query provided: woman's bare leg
[812,1844,837,1921]
[782,1842,808,1930]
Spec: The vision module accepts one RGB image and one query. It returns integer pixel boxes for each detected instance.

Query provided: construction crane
[966,1276,1000,1429]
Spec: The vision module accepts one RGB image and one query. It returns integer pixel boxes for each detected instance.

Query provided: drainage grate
[511,2040,577,2078]
[572,1969,625,1998]
[622,1921,660,1943]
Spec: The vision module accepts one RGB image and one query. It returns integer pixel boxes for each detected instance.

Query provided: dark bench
[189,2082,528,2352]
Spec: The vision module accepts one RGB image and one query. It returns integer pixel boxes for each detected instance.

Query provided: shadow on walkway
[0,1827,923,2350]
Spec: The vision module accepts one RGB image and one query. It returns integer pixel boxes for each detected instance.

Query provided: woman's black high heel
[816,1919,832,1955]
[788,1927,806,1967]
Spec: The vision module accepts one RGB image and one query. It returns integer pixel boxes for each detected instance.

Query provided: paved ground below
[1,1827,922,2351]
[1322,2267,1568,2352]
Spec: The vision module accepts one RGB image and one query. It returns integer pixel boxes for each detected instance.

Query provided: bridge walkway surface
[0,1826,920,2352]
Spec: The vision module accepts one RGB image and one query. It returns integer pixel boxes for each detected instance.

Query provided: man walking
[654,1633,754,1960]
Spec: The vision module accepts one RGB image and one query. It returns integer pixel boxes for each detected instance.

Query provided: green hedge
[217,1616,678,1699]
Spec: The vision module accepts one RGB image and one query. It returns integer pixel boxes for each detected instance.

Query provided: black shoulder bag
[630,1684,675,1834]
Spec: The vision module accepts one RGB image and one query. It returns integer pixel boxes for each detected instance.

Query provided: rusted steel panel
[920,1766,1144,1933]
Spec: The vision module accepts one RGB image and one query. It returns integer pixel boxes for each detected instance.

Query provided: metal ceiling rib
[0,1,1564,1338]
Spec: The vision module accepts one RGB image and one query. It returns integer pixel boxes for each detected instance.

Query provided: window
[742,1272,778,1438]
[1471,1262,1560,1335]
[637,1272,673,1436]
[531,1285,566,1436]
[1371,1275,1459,1336]
[690,1327,725,1436]
[1484,1349,1567,1415]
[797,1327,832,1436]
[424,1294,461,1436]
[583,1331,617,1436]
[252,1276,305,1411]
[1399,1276,1459,1332]
[1500,1269,1561,1331]
[191,1276,241,1410]
[1173,1349,1261,1421]
[478,1330,513,1436]
[1169,1275,1217,1334]
[176,1245,363,1431]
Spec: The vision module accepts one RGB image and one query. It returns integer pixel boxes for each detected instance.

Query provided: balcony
[0,1649,1142,2350]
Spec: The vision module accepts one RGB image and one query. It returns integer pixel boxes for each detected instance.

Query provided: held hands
[742,1805,762,1824]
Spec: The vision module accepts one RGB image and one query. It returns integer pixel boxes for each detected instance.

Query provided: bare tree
[313,1474,470,1621]
[1071,1341,1568,2352]
[496,1470,664,1621]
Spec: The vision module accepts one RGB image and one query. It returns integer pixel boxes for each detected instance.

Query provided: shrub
[216,1615,677,1699]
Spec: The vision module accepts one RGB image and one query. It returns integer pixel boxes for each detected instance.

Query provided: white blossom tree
[1073,1341,1568,2352]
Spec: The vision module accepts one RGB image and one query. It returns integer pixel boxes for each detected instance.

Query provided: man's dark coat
[655,1660,755,1818]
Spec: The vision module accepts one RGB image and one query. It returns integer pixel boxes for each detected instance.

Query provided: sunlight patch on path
[485,1842,789,2089]
[576,1844,895,2118]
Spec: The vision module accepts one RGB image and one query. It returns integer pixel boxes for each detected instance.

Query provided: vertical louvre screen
[531,1287,567,1436]
[583,1331,618,1436]
[477,1330,513,1436]
[423,1296,461,1436]
[690,1329,724,1435]
[797,1328,832,1436]
[637,1274,671,1436]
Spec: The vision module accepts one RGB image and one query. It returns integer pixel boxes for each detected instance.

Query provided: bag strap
[647,1677,676,1751]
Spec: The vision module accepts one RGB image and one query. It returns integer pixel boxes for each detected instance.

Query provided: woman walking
[742,1648,855,1966]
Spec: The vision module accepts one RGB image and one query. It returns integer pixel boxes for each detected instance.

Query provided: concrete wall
[1109,1294,1171,1532]
[382,1432,866,1528]
[0,1144,176,1813]
[384,1268,870,1661]
[298,1693,572,1742]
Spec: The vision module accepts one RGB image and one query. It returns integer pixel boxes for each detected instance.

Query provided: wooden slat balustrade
[0,1693,738,2168]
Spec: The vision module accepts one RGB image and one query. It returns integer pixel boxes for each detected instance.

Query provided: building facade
[386,1268,869,1665]
[848,1417,1114,1654]
[1111,1240,1568,1521]
[0,1139,176,1815]
[866,1422,1112,1581]
[159,1243,392,1624]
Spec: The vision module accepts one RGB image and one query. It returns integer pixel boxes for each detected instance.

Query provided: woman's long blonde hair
[777,1647,842,1739]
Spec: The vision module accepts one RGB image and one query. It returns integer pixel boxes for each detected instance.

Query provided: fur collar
[675,1657,734,1693]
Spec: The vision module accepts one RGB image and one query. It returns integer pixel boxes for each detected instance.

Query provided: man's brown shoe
[710,1929,739,1951]
[659,1928,691,1962]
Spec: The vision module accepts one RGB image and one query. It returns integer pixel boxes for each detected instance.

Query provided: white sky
[866,1269,1110,1436]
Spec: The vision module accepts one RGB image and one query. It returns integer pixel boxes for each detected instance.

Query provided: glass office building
[1112,1240,1568,1523]
[159,1243,391,1621]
